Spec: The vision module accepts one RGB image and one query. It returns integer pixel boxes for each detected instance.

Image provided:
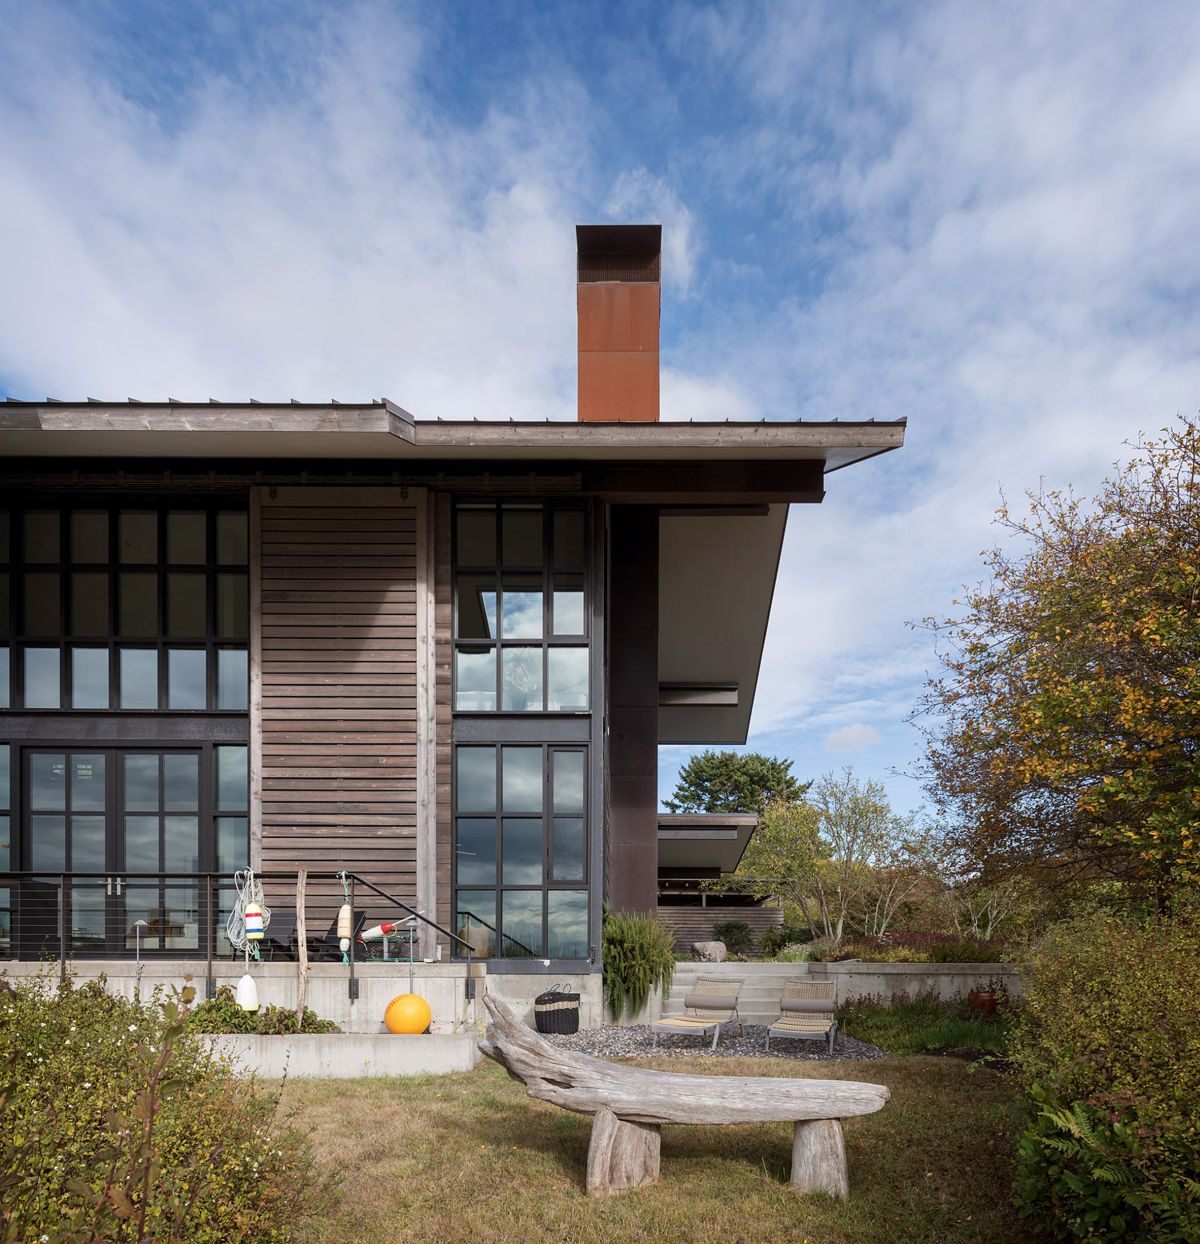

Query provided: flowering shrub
[0,974,318,1241]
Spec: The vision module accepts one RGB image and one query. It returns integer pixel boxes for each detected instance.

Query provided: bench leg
[790,1119,849,1199]
[586,1108,661,1198]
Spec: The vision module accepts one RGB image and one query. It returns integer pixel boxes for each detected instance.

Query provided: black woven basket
[534,985,581,1035]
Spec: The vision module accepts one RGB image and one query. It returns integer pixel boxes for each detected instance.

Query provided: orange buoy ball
[384,993,432,1035]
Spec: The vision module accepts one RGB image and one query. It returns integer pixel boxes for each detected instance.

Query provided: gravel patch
[544,1024,886,1062]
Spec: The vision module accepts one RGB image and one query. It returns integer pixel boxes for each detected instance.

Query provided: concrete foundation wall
[483,971,606,1030]
[1,960,606,1036]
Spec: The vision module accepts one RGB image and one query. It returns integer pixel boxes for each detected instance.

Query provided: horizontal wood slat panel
[259,493,420,906]
[657,905,785,954]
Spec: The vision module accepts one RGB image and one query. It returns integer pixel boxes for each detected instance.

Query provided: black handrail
[341,873,471,952]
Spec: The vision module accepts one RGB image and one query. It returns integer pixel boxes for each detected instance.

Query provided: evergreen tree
[663,749,806,813]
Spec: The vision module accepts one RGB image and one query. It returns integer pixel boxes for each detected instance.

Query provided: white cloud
[660,367,754,422]
[605,168,698,295]
[698,3,1200,787]
[0,5,589,414]
[822,724,882,753]
[3,1,1199,815]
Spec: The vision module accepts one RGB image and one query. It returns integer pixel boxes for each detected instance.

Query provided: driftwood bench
[478,995,889,1199]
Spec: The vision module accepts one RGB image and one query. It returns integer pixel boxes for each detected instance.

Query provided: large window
[453,503,589,712]
[11,743,247,957]
[1,503,248,711]
[453,744,589,959]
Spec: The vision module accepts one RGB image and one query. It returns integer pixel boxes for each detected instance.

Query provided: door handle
[115,877,123,897]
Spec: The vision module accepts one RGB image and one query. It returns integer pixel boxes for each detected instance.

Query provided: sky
[2,1,1199,816]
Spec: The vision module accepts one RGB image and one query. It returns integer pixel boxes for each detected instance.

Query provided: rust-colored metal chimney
[577,223,662,422]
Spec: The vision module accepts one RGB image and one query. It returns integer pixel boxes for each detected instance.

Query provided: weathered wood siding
[254,486,419,924]
[657,904,784,954]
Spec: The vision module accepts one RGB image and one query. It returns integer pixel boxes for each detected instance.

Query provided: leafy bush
[927,939,1006,963]
[710,920,754,957]
[772,940,831,963]
[796,934,1006,963]
[602,912,676,1021]
[757,923,813,956]
[838,991,1009,1057]
[0,974,318,1241]
[1010,911,1200,1241]
[187,986,341,1035]
[829,941,933,963]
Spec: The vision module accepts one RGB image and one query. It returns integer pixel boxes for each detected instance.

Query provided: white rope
[226,867,271,957]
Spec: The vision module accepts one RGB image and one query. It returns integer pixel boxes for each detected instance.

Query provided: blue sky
[3,1,1200,817]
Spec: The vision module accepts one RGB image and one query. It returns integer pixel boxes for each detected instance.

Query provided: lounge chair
[766,978,838,1055]
[651,976,744,1052]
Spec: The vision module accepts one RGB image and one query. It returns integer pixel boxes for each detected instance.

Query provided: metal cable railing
[0,869,476,1001]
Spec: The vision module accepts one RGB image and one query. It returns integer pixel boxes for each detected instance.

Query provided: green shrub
[827,940,934,963]
[710,919,754,957]
[926,939,1006,963]
[602,912,676,1022]
[838,992,1008,1057]
[774,939,835,963]
[0,974,318,1241]
[1010,911,1200,1241]
[187,986,341,1035]
[757,923,812,956]
[1016,1088,1200,1242]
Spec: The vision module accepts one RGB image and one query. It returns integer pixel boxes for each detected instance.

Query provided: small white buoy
[235,973,259,1012]
[337,901,353,955]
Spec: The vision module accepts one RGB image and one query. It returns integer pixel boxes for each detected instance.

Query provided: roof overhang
[657,813,758,872]
[0,402,905,473]
[658,504,789,744]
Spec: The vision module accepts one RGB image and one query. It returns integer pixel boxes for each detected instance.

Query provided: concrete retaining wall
[635,960,1023,1026]
[807,960,1023,1003]
[207,1033,481,1078]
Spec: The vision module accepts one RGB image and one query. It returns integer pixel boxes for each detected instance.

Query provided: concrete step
[666,986,807,1003]
[665,964,820,1023]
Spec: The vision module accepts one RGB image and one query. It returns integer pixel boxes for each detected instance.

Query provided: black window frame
[451,740,589,959]
[451,500,591,714]
[3,499,249,714]
[11,738,248,958]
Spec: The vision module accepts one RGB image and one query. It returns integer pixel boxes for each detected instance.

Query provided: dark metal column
[607,505,659,914]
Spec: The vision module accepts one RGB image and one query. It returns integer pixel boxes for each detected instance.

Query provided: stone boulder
[690,940,727,962]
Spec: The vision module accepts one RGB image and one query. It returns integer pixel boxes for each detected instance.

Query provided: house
[0,224,903,1000]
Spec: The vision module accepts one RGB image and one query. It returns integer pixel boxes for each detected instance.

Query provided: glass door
[24,750,112,955]
[21,746,205,956]
[119,751,202,953]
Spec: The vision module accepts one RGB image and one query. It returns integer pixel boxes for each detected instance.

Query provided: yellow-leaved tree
[918,415,1200,909]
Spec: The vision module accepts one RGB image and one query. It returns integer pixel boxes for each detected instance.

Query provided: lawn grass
[281,1054,1022,1244]
[839,995,1010,1058]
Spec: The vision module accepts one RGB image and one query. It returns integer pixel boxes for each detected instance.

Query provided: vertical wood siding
[434,492,453,950]
[255,486,419,924]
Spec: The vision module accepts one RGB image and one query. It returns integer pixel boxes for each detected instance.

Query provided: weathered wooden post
[294,868,308,1029]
